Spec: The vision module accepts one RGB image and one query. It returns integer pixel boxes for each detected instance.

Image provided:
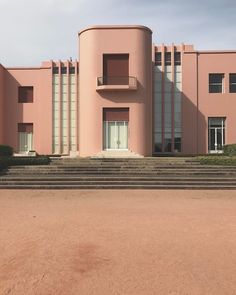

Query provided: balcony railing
[96,76,137,91]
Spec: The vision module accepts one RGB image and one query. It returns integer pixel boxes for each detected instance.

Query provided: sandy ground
[0,190,236,295]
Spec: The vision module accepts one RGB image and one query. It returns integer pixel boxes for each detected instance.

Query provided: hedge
[0,145,13,157]
[223,144,236,156]
[0,156,51,171]
[198,156,236,166]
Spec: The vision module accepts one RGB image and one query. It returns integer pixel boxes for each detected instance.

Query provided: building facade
[0,25,236,157]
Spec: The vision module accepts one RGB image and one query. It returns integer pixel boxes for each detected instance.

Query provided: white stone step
[91,150,143,158]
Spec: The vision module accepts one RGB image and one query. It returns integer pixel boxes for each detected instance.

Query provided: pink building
[0,25,236,157]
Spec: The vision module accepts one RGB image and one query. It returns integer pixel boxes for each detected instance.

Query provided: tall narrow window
[208,118,225,153]
[229,74,236,93]
[165,52,171,66]
[209,74,224,93]
[18,123,33,153]
[155,52,162,66]
[174,52,181,66]
[18,86,33,103]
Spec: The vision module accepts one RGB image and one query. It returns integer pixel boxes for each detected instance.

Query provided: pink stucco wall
[197,52,236,153]
[79,26,153,157]
[4,66,52,154]
[182,51,236,154]
[182,52,198,154]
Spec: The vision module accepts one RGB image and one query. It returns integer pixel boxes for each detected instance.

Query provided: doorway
[103,121,128,150]
[18,123,33,153]
[208,117,225,153]
[103,108,129,150]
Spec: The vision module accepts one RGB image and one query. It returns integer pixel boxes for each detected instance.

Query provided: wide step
[1,157,236,189]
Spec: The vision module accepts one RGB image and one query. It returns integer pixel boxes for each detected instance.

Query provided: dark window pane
[155,143,162,152]
[230,74,236,93]
[155,52,161,66]
[61,67,67,74]
[18,123,33,133]
[174,52,181,66]
[174,137,181,152]
[69,67,75,74]
[18,86,33,103]
[53,67,59,74]
[209,84,222,93]
[164,138,172,152]
[165,52,171,66]
[230,84,236,93]
[209,74,223,84]
[209,117,225,128]
[230,74,236,83]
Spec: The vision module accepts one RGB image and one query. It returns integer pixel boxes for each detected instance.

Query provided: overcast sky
[0,0,236,66]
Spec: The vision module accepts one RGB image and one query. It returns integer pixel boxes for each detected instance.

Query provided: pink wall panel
[4,67,52,154]
[79,26,153,157]
[197,52,236,153]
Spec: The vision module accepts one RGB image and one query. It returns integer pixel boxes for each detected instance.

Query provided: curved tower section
[79,25,152,157]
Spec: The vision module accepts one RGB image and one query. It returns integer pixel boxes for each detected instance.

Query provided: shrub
[223,144,236,156]
[198,156,236,166]
[0,156,51,171]
[0,145,13,156]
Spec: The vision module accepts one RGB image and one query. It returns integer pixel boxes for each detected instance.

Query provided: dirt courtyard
[0,190,236,295]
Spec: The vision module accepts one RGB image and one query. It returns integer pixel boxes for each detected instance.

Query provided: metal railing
[97,76,137,87]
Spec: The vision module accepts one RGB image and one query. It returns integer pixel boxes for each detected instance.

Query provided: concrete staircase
[1,157,236,189]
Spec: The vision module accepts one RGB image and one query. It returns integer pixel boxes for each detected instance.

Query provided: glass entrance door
[19,132,33,153]
[104,121,128,150]
[208,118,225,153]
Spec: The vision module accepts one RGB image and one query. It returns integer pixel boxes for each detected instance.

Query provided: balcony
[96,76,137,91]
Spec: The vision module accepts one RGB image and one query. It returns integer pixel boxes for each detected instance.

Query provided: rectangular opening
[174,52,181,66]
[69,67,75,74]
[209,74,224,93]
[18,86,33,103]
[103,54,129,85]
[208,117,225,153]
[165,52,171,66]
[53,67,59,74]
[155,52,162,66]
[18,123,33,152]
[229,73,236,93]
[103,108,129,121]
[103,108,129,150]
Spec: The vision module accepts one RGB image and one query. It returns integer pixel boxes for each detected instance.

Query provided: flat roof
[185,50,236,54]
[79,25,152,35]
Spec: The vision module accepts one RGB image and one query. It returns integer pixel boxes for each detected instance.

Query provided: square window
[209,74,224,93]
[18,86,33,103]
[53,67,59,74]
[61,67,67,74]
[69,67,75,74]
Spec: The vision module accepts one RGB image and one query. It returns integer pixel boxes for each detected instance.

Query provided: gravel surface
[0,190,236,295]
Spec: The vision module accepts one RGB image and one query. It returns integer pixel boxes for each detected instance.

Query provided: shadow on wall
[182,92,206,154]
[154,66,207,155]
[98,80,145,104]
[3,71,23,152]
